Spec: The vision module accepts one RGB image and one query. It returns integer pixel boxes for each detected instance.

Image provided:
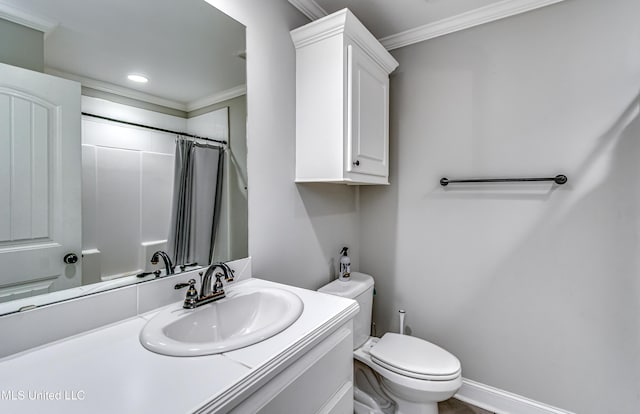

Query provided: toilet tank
[318,272,374,349]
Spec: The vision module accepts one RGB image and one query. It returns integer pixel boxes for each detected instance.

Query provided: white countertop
[0,278,358,414]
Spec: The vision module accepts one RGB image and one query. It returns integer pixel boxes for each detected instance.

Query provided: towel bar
[440,174,567,186]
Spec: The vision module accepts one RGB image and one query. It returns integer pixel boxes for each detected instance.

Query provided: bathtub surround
[81,97,232,282]
[359,0,640,413]
[81,104,177,280]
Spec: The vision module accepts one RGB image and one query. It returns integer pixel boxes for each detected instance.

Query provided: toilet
[319,272,462,414]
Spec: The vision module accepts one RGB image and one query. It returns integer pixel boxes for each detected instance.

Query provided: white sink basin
[140,286,304,356]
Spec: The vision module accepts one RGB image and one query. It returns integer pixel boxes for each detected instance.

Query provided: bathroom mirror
[0,0,247,315]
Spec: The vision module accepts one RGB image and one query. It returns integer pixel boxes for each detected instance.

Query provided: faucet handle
[221,263,235,282]
[175,279,198,309]
[213,272,224,292]
[225,268,235,282]
[174,279,196,290]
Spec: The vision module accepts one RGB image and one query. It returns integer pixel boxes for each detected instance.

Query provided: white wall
[359,1,640,413]
[205,0,360,289]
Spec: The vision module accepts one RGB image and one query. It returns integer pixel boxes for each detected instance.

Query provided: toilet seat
[369,333,461,381]
[354,340,462,397]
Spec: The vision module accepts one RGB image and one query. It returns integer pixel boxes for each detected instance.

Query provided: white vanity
[0,260,359,413]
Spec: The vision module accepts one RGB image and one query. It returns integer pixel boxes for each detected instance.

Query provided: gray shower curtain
[167,139,224,267]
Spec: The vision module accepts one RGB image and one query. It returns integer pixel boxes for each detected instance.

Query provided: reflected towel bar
[440,174,568,187]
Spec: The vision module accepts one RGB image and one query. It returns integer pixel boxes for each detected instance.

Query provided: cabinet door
[346,44,389,178]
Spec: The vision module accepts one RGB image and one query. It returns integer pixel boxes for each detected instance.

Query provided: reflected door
[0,63,82,304]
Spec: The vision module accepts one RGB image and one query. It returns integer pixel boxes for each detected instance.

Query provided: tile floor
[438,398,494,414]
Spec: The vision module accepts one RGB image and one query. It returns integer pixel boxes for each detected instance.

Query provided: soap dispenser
[339,247,351,281]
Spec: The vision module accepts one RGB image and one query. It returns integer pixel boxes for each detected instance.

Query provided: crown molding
[291,9,398,74]
[0,1,57,36]
[288,0,328,20]
[44,68,187,111]
[186,84,246,112]
[290,9,347,49]
[288,0,568,52]
[45,67,246,114]
[380,0,567,50]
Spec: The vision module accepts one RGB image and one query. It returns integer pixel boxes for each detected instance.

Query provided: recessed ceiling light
[127,74,148,83]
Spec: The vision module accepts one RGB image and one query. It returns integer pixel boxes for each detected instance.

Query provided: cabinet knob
[353,160,360,166]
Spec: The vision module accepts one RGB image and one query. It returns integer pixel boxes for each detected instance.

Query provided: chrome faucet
[174,262,235,309]
[201,262,234,296]
[150,251,175,276]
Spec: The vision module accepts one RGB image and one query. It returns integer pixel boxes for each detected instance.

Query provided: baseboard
[455,378,575,414]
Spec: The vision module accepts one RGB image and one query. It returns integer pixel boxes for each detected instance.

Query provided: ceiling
[289,0,566,50]
[0,0,246,111]
[312,0,504,38]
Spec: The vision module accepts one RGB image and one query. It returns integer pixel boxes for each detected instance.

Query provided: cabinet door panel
[347,44,389,178]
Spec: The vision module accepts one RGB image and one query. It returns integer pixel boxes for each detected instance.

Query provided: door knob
[353,160,360,166]
[63,253,79,264]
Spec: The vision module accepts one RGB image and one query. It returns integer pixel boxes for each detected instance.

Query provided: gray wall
[206,0,360,289]
[0,18,43,72]
[359,0,640,413]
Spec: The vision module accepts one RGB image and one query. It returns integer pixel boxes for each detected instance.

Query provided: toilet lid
[369,333,461,381]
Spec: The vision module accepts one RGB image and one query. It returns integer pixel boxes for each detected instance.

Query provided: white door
[346,44,389,178]
[0,63,82,304]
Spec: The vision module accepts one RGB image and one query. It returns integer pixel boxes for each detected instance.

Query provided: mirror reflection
[0,0,247,315]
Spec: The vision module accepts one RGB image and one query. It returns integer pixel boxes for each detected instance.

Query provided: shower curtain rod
[81,112,227,145]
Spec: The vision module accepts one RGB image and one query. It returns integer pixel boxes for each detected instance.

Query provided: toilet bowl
[319,272,462,414]
[355,335,461,414]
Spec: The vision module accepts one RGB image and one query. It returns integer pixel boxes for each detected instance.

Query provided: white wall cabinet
[291,9,399,185]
